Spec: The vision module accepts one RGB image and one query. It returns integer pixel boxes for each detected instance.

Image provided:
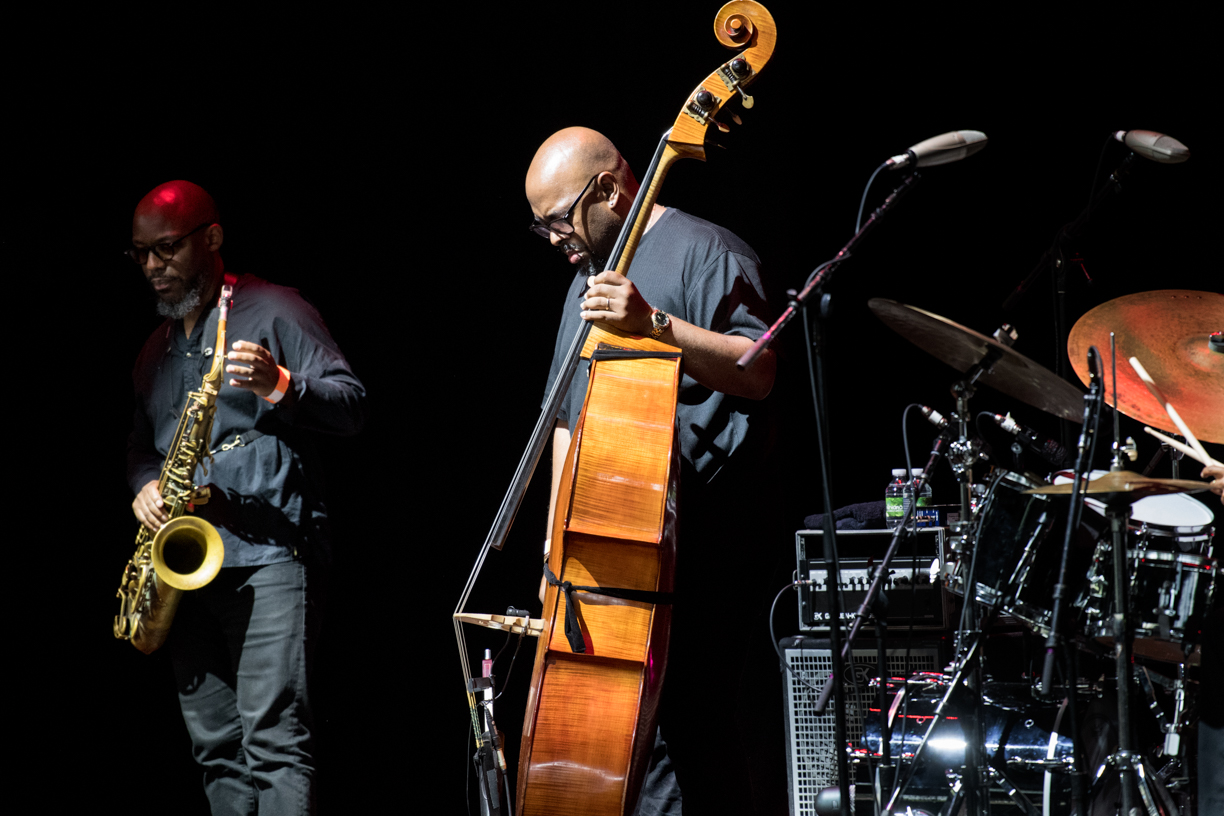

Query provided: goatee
[577,252,608,278]
[561,241,609,278]
[155,272,210,320]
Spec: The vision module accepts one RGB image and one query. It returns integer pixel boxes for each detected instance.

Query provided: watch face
[650,310,670,339]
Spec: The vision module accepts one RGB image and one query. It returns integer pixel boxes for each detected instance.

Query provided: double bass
[454,4,777,814]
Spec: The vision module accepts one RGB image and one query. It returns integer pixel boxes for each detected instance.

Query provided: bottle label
[885,496,904,518]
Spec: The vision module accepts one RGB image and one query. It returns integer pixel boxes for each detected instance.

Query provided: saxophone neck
[203,283,233,387]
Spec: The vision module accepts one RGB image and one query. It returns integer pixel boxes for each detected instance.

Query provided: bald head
[525,127,637,209]
[134,177,220,237]
[134,180,219,233]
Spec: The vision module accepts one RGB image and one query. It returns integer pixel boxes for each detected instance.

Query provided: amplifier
[796,528,952,632]
[780,636,946,816]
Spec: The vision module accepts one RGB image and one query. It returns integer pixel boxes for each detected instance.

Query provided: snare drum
[1082,545,1217,662]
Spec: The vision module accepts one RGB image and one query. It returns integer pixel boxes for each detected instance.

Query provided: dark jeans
[168,561,318,815]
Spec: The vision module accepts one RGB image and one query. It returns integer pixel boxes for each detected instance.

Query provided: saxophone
[114,282,233,654]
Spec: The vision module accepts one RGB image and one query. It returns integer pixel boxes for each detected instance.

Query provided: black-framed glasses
[126,221,213,264]
[528,174,600,239]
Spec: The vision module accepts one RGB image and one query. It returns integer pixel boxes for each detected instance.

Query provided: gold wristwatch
[649,308,671,340]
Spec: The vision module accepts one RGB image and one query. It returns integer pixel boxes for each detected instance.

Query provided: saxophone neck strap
[542,564,674,654]
[211,431,264,456]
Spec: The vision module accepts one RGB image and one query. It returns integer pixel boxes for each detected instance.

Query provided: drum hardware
[853,296,1219,814]
[1085,752,1179,816]
[1135,665,1188,760]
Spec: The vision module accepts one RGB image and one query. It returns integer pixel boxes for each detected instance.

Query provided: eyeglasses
[528,174,599,239]
[126,222,213,264]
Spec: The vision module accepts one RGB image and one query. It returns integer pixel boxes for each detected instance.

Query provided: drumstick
[1127,356,1214,465]
[1143,426,1224,468]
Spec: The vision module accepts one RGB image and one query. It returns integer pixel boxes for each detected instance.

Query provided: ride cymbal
[1067,290,1224,444]
[869,298,1085,422]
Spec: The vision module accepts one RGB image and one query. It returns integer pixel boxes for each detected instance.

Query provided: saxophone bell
[152,516,225,591]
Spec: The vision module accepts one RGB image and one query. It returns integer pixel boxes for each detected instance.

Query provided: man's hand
[133,479,168,532]
[580,271,653,335]
[226,340,282,398]
[1203,465,1224,507]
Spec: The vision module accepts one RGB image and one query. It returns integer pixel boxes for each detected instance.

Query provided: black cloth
[128,272,367,567]
[804,500,888,531]
[542,208,772,482]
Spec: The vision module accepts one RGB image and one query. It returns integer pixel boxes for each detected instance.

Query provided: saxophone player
[126,180,366,814]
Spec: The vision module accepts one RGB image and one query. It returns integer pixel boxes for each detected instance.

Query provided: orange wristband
[264,365,291,404]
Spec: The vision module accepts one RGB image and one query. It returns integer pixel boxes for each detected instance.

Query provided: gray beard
[155,273,209,320]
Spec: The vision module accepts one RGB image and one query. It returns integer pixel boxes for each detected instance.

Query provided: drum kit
[853,290,1222,815]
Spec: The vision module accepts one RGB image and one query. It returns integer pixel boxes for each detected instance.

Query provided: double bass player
[526,127,777,815]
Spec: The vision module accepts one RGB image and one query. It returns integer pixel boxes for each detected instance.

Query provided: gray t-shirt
[542,208,771,482]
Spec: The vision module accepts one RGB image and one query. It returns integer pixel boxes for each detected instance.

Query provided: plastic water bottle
[885,469,908,529]
[910,468,935,528]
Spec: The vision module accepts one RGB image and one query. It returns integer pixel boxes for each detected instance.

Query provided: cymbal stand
[1093,498,1179,816]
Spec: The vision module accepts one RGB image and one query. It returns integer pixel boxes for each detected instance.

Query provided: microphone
[992,413,1071,469]
[1113,129,1190,164]
[886,130,988,170]
[919,405,949,429]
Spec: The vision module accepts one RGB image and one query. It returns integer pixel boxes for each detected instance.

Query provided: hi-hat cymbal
[1023,469,1208,498]
[869,298,1085,422]
[1067,290,1224,444]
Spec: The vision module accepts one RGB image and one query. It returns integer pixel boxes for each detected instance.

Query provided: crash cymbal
[1068,290,1224,444]
[869,298,1085,422]
[1024,469,1208,498]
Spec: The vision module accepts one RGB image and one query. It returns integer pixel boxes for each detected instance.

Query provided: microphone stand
[1001,152,1137,454]
[1038,347,1104,816]
[739,172,920,816]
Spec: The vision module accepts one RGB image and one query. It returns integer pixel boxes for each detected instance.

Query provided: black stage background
[15,5,1218,812]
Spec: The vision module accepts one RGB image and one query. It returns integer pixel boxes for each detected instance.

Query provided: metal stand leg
[1094,500,1179,816]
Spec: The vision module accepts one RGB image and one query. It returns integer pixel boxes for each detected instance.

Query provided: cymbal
[1067,290,1224,444]
[869,299,1085,422]
[1023,469,1208,498]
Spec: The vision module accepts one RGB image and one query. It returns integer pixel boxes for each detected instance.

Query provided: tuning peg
[730,112,743,126]
[717,58,755,109]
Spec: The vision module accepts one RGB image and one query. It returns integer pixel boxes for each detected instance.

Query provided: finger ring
[605,296,611,310]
